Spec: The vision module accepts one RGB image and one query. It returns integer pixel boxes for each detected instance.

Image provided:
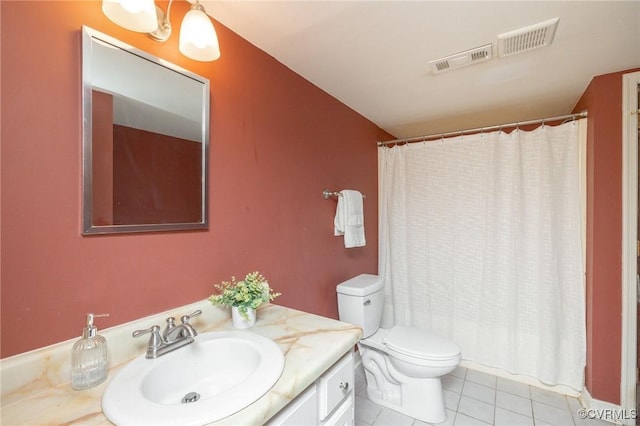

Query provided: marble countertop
[0,303,362,425]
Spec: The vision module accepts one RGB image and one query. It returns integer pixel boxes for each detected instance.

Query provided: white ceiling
[202,1,640,140]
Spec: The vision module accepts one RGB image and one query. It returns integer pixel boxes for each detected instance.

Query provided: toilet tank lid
[336,274,384,296]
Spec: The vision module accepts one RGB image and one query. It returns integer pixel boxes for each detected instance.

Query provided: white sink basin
[102,331,285,426]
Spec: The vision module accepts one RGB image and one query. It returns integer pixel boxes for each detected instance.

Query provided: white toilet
[337,274,461,423]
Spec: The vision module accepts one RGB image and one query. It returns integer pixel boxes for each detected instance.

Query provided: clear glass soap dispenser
[71,313,109,390]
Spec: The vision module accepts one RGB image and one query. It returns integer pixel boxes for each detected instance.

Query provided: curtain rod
[377,111,588,147]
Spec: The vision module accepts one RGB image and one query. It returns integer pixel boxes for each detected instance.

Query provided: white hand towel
[334,190,366,248]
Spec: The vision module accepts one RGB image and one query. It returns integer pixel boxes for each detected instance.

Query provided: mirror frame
[81,26,210,235]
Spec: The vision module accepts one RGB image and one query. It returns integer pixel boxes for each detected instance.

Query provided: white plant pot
[231,306,256,329]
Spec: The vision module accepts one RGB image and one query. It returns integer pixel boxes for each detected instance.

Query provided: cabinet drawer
[318,352,354,420]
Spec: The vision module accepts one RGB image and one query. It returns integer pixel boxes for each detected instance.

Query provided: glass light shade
[102,0,158,33]
[179,8,220,62]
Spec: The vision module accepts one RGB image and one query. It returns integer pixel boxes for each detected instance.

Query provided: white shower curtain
[378,120,587,390]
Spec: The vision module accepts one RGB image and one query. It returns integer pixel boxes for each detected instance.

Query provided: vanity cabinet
[1,303,362,426]
[268,351,354,426]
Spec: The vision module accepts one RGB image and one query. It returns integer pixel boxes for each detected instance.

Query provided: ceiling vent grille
[429,44,493,74]
[497,17,559,57]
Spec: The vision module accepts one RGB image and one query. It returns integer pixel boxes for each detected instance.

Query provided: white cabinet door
[321,394,353,426]
[318,352,354,421]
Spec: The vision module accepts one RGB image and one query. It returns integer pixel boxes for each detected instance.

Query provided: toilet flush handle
[363,299,371,306]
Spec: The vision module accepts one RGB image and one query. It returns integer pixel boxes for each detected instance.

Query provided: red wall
[0,1,391,358]
[573,67,640,404]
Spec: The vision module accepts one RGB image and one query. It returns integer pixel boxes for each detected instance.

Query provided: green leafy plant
[208,271,281,320]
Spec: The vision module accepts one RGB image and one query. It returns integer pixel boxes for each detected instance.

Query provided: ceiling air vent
[497,17,559,57]
[429,44,493,74]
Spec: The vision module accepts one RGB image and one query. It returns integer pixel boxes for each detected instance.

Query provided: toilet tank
[336,274,384,338]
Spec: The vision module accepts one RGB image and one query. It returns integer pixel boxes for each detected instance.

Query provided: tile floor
[354,364,615,426]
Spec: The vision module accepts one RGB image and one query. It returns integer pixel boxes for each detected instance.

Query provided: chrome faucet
[133,310,202,359]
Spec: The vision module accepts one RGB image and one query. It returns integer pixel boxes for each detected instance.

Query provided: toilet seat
[383,326,460,362]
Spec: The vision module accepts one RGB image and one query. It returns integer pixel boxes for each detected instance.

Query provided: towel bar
[322,189,366,200]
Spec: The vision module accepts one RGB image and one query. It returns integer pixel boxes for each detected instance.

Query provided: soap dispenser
[71,313,109,390]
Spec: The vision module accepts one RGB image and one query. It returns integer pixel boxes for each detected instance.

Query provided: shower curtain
[378,119,587,390]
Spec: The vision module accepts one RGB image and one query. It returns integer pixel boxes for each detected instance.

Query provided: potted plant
[208,271,281,328]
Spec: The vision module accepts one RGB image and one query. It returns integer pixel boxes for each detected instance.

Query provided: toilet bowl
[382,326,461,377]
[336,274,461,423]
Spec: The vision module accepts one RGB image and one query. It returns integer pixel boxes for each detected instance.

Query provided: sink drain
[182,392,200,404]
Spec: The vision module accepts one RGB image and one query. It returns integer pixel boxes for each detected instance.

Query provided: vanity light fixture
[101,0,220,62]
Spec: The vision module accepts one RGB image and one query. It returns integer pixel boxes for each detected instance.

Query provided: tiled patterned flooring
[354,364,615,426]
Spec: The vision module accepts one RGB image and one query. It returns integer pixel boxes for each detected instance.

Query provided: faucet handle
[133,325,162,346]
[180,310,202,338]
[132,325,160,338]
[180,310,202,324]
[133,325,163,359]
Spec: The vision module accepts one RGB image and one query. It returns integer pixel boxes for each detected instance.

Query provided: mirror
[82,26,209,234]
